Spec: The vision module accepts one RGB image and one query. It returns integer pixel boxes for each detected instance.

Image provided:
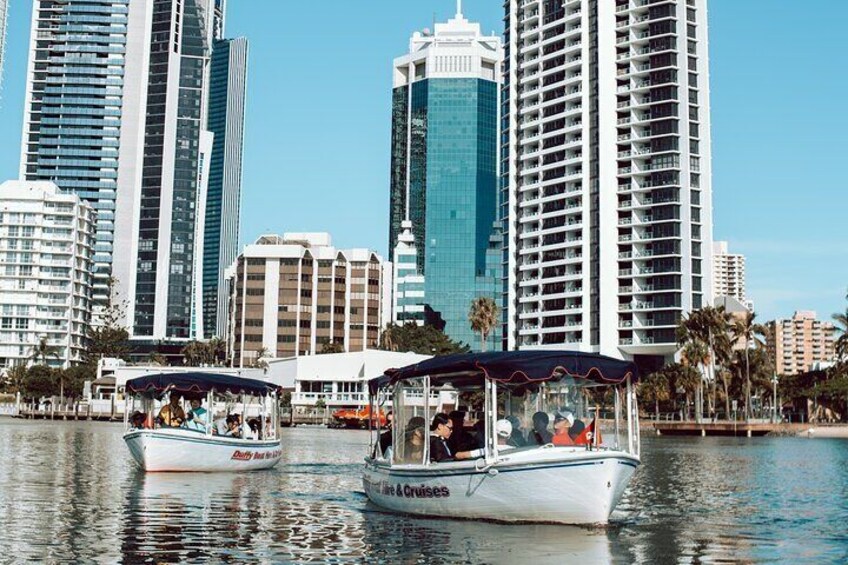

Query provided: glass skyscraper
[20,0,141,306]
[202,36,248,339]
[21,0,246,347]
[389,7,503,350]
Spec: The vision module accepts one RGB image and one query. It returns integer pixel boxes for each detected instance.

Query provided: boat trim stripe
[369,456,639,478]
[124,431,280,449]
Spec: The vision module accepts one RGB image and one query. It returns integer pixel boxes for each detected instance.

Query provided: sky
[0,0,845,324]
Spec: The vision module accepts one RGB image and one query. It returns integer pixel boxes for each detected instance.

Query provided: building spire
[456,0,463,18]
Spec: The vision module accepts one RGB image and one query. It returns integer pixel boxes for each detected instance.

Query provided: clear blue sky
[0,0,845,323]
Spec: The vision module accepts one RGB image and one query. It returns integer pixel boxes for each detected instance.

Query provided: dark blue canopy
[126,372,279,398]
[368,351,638,395]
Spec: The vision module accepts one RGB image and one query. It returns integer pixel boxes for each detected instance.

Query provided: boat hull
[124,429,282,472]
[363,449,638,525]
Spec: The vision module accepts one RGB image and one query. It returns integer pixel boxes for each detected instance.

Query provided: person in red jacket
[552,411,576,446]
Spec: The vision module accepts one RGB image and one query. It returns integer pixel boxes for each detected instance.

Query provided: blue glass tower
[389,8,503,350]
[202,36,248,339]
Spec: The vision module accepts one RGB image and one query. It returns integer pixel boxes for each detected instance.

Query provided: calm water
[0,420,847,564]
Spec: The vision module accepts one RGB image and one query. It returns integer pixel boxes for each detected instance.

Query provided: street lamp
[771,374,779,423]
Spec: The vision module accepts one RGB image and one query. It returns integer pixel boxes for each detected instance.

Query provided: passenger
[531,411,553,445]
[569,417,586,441]
[506,415,526,447]
[447,410,475,453]
[403,416,426,463]
[471,419,486,449]
[214,414,230,436]
[185,398,208,431]
[130,411,146,429]
[247,418,261,440]
[552,411,575,446]
[379,410,394,456]
[157,394,186,427]
[231,414,245,438]
[496,419,515,451]
[429,413,484,463]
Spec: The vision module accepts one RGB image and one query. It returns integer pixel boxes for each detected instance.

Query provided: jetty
[652,421,848,438]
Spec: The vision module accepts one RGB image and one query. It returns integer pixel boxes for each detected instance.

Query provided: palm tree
[640,370,671,421]
[833,290,848,363]
[207,337,226,366]
[677,306,733,421]
[731,311,767,421]
[29,337,63,397]
[468,297,500,352]
[29,336,61,366]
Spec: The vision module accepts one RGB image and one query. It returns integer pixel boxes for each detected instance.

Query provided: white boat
[122,372,283,472]
[363,351,642,525]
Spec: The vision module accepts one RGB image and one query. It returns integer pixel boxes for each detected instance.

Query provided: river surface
[0,419,846,564]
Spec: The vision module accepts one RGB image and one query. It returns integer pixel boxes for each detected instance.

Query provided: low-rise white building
[268,349,430,410]
[0,181,94,370]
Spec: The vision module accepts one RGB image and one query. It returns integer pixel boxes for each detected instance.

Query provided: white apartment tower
[0,181,94,369]
[712,241,749,308]
[502,0,713,362]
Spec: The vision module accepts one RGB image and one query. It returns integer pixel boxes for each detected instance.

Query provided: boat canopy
[368,350,638,395]
[126,372,279,398]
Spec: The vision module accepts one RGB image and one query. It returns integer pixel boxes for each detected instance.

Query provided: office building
[227,233,392,366]
[20,0,245,346]
[201,36,248,340]
[0,181,94,369]
[502,0,714,362]
[20,0,152,308]
[767,311,836,376]
[388,5,503,350]
[713,241,751,310]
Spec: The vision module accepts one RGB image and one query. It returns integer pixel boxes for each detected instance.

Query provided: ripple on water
[1,422,848,563]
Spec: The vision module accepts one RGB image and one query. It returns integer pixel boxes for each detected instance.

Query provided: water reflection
[1,420,847,563]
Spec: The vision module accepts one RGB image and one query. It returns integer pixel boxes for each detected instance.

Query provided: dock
[651,421,845,437]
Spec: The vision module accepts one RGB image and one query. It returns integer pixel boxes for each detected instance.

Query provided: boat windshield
[372,373,638,464]
[496,377,630,451]
[125,389,280,442]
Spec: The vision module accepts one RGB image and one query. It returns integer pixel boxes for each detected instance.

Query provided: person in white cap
[552,411,576,446]
[496,419,515,451]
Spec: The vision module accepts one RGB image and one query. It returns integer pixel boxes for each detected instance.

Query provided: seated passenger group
[135,395,264,439]
[387,409,593,464]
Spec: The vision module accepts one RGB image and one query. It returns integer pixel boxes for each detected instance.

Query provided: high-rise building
[0,180,94,370]
[130,0,219,341]
[767,311,836,376]
[20,0,244,347]
[0,0,8,90]
[388,5,503,350]
[227,234,392,366]
[502,0,713,363]
[201,36,248,340]
[712,241,750,310]
[20,0,153,308]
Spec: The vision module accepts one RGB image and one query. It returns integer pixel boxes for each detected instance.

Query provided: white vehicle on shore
[123,373,283,472]
[363,351,641,525]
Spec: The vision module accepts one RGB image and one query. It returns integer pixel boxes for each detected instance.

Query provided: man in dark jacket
[430,413,483,462]
[379,410,393,456]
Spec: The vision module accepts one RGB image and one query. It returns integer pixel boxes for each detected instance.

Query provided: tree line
[639,292,848,422]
